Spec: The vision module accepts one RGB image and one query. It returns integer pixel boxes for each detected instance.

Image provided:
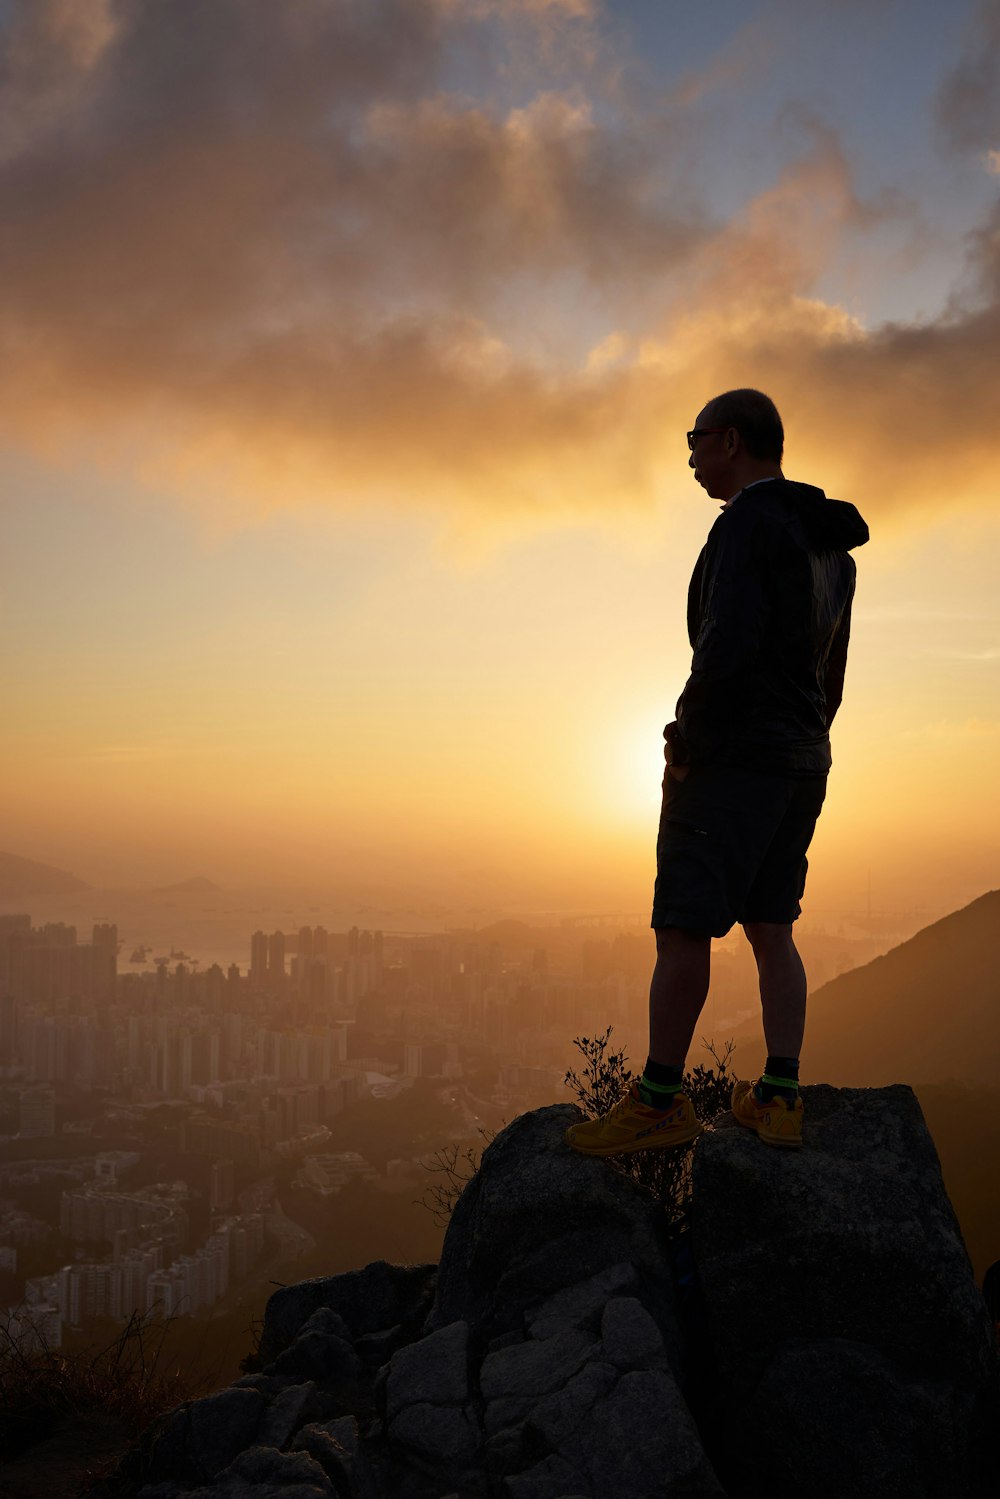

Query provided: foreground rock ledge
[114,1086,996,1499]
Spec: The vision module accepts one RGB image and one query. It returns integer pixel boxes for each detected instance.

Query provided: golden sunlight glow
[596,713,669,827]
[0,0,996,922]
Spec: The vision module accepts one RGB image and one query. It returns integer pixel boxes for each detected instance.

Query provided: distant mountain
[148,877,221,895]
[471,919,540,947]
[729,890,1000,1087]
[0,850,89,898]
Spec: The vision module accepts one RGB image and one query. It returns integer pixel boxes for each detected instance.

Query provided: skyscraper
[250,930,268,989]
[268,930,286,985]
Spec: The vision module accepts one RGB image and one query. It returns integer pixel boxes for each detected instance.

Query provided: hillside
[147,877,221,895]
[729,890,1000,1087]
[0,850,88,899]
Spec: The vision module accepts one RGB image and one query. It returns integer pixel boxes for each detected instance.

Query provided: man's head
[687,388,784,502]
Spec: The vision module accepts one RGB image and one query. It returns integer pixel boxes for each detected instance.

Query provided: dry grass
[0,1310,201,1471]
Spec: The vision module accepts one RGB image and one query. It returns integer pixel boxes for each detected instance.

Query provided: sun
[590,711,667,827]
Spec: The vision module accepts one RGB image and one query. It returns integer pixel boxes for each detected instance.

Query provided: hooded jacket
[667,477,869,776]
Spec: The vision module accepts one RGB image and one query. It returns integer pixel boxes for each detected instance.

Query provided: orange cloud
[1,0,998,529]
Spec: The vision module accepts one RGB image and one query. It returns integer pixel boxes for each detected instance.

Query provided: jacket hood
[772,479,870,552]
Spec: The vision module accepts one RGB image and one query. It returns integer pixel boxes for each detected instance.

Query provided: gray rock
[214,1442,335,1494]
[234,1372,299,1397]
[691,1085,997,1493]
[387,1400,482,1473]
[487,1328,524,1354]
[480,1328,598,1401]
[599,1296,664,1369]
[503,1454,588,1499]
[483,1394,536,1437]
[526,1261,638,1340]
[290,1422,355,1499]
[260,1260,436,1365]
[300,1306,353,1341]
[430,1106,675,1339]
[484,1419,533,1474]
[350,1445,388,1499]
[490,1232,637,1320]
[354,1324,402,1367]
[694,1086,995,1385]
[525,1360,618,1449]
[738,1338,983,1498]
[267,1331,361,1385]
[380,1321,485,1490]
[139,1442,336,1496]
[561,1369,725,1497]
[317,1414,359,1456]
[385,1320,470,1419]
[258,1382,322,1449]
[187,1387,268,1479]
[143,1386,265,1486]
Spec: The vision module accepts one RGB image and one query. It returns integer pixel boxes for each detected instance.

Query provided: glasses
[686,427,729,451]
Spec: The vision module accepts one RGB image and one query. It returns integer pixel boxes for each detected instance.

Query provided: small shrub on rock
[565,1026,735,1229]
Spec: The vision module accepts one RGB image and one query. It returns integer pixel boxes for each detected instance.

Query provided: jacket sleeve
[823,569,855,727]
[673,511,765,762]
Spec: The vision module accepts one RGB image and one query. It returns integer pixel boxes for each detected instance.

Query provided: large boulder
[137,1387,266,1489]
[690,1083,997,1497]
[429,1103,680,1358]
[258,1260,436,1368]
[111,1087,998,1499]
[387,1102,725,1498]
[138,1444,337,1497]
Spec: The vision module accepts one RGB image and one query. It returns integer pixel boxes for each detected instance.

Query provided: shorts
[651,764,828,938]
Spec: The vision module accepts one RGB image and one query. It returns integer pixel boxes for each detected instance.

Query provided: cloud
[443,0,596,14]
[935,0,1000,155]
[0,0,708,514]
[2,0,1000,528]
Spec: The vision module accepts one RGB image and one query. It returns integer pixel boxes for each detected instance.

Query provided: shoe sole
[566,1124,703,1157]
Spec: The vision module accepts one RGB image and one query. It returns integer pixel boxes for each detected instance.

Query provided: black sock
[637,1058,684,1108]
[755,1055,799,1104]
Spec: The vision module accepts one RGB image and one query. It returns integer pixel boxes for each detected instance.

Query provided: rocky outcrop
[111,1086,997,1499]
[690,1084,997,1496]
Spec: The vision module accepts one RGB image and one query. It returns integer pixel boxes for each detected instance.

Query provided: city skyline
[2,880,997,1361]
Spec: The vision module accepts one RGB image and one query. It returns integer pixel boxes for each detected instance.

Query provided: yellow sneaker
[565,1084,703,1157]
[731,1078,803,1149]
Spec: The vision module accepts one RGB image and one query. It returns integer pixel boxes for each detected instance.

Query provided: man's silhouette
[567,389,868,1154]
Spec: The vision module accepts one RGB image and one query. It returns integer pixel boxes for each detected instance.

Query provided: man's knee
[655,925,711,952]
[742,920,795,954]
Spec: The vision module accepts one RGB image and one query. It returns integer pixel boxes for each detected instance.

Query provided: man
[567,388,868,1154]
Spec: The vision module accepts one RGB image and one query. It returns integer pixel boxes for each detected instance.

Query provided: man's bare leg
[743,920,806,1057]
[563,924,710,1150]
[648,925,712,1064]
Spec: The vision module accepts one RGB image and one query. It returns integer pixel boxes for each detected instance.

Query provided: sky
[2,0,999,920]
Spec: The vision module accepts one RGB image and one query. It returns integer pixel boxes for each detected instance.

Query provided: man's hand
[663,721,690,780]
